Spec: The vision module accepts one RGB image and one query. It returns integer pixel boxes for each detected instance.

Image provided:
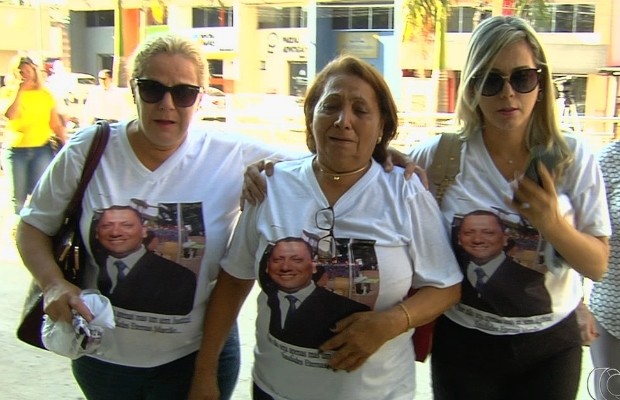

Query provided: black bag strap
[64,121,110,220]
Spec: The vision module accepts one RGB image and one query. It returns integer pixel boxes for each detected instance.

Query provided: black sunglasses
[475,68,541,97]
[135,78,201,108]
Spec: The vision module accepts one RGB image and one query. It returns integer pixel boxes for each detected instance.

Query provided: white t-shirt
[21,121,298,367]
[82,85,132,123]
[222,157,463,400]
[411,131,611,335]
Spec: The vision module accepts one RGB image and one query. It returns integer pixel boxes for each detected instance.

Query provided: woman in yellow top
[1,55,66,214]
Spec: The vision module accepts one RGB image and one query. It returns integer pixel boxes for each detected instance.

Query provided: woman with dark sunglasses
[192,54,462,400]
[0,55,66,215]
[15,34,295,400]
[410,16,610,400]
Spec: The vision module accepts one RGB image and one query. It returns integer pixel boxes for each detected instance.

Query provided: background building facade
[0,0,617,136]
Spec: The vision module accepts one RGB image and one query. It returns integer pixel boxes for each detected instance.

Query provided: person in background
[589,139,620,400]
[190,54,461,400]
[0,54,66,215]
[44,59,79,129]
[82,69,132,125]
[15,33,293,400]
[409,16,610,399]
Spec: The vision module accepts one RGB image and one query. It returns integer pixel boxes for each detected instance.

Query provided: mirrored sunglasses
[475,68,541,97]
[135,79,201,108]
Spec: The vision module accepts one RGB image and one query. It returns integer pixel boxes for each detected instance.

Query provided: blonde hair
[303,54,399,164]
[6,54,44,89]
[455,16,573,177]
[128,34,209,86]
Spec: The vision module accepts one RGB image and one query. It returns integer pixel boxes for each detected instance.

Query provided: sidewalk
[0,169,594,399]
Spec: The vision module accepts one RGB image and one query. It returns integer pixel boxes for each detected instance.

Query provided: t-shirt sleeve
[406,185,463,289]
[220,203,262,280]
[566,137,611,237]
[20,125,99,235]
[240,134,311,167]
[409,134,442,170]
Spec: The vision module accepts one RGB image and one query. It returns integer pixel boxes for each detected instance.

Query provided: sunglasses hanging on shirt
[474,68,541,97]
[135,78,202,108]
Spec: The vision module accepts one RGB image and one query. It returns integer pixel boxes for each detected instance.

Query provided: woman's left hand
[508,161,560,230]
[319,310,399,372]
[509,161,609,280]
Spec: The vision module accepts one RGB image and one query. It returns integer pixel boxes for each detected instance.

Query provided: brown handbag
[411,132,462,362]
[16,121,110,350]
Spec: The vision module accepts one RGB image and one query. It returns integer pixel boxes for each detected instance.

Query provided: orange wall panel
[122,9,141,57]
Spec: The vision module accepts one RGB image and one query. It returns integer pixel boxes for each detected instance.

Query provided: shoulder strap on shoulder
[428,132,462,206]
[65,120,110,218]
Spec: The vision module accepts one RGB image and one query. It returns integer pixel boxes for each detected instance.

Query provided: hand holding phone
[522,145,561,187]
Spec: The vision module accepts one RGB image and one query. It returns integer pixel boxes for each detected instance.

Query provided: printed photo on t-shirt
[89,201,202,320]
[451,209,552,319]
[257,235,376,350]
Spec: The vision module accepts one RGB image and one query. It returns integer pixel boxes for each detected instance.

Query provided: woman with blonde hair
[16,34,289,399]
[411,15,610,399]
[0,54,66,214]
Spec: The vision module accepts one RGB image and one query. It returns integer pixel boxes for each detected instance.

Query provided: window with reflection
[524,3,595,33]
[192,7,234,28]
[86,10,114,27]
[447,6,491,33]
[258,7,307,29]
[330,6,393,30]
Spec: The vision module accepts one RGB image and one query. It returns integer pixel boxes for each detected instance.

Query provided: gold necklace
[314,157,370,181]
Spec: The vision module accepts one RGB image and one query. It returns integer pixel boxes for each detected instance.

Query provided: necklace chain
[315,157,370,181]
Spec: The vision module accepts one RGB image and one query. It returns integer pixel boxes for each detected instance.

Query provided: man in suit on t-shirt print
[95,205,197,315]
[456,210,552,317]
[264,237,370,348]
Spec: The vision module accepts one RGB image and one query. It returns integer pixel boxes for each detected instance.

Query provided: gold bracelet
[397,302,412,332]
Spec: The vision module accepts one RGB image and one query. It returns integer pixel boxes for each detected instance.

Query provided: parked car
[196,87,227,122]
[65,73,97,104]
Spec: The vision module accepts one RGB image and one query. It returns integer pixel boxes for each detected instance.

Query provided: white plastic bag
[41,289,115,359]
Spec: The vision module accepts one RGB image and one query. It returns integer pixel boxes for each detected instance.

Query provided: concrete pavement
[0,167,595,399]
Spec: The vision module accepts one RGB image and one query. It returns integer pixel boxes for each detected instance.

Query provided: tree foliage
[404,0,550,42]
[405,0,449,40]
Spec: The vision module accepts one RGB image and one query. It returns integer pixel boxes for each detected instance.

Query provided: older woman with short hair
[191,54,462,400]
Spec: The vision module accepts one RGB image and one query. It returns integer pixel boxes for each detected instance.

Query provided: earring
[537,90,543,102]
[377,136,382,144]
